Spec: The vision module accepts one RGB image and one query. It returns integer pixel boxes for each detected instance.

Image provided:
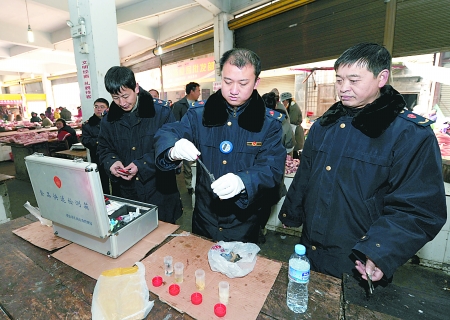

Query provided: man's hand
[211,173,245,199]
[121,162,138,181]
[169,139,200,161]
[355,258,384,282]
[110,161,126,178]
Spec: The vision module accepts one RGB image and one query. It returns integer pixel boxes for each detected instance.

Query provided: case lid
[25,154,110,238]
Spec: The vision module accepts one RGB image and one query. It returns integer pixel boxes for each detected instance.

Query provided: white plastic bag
[91,262,154,320]
[23,201,52,226]
[208,241,260,278]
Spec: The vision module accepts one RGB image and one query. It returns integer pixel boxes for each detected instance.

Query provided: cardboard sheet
[12,221,71,251]
[51,221,179,280]
[141,235,282,320]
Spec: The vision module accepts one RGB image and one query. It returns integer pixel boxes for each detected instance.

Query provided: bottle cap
[169,284,180,296]
[191,292,203,305]
[214,303,227,317]
[152,276,163,287]
[295,244,306,255]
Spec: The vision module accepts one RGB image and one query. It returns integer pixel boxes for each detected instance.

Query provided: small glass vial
[164,256,173,276]
[174,262,184,283]
[195,269,206,291]
[218,281,229,304]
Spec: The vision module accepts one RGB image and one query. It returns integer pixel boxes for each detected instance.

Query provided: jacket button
[376,243,380,247]
[112,156,116,159]
[132,147,136,150]
[222,160,227,165]
[361,235,367,240]
[136,177,139,181]
[326,165,331,171]
[282,213,287,217]
[144,161,147,164]
[219,227,223,231]
[340,123,346,128]
[96,141,98,144]
[227,121,232,126]
[311,246,317,250]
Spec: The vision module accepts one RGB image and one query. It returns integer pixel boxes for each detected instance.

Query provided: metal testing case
[25,154,158,258]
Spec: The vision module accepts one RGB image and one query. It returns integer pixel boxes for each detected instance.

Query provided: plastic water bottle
[287,244,310,313]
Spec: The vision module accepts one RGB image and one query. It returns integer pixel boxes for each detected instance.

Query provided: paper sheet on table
[51,221,179,280]
[141,234,282,320]
[12,221,70,251]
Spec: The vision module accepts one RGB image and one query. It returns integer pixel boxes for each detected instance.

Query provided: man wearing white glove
[211,173,245,199]
[155,48,286,243]
[169,138,200,161]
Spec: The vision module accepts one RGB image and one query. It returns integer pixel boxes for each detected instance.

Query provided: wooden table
[0,216,343,319]
[0,127,57,137]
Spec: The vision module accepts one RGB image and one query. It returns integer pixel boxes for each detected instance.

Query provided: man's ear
[254,77,260,89]
[135,83,140,93]
[378,69,389,88]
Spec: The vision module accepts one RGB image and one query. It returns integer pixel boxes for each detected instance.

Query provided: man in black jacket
[81,98,110,194]
[97,66,182,223]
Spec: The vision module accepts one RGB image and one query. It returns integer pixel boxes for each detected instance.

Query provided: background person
[81,98,111,195]
[54,118,78,148]
[148,89,159,99]
[59,106,72,121]
[97,66,182,224]
[171,82,201,195]
[280,92,304,158]
[279,42,447,284]
[54,107,61,120]
[155,48,286,243]
[30,112,41,123]
[39,113,52,127]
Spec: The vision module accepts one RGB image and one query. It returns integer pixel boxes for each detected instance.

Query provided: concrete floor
[1,159,449,319]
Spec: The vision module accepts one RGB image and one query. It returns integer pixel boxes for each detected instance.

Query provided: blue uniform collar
[319,85,406,138]
[202,89,266,132]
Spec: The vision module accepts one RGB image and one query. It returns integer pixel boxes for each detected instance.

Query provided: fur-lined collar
[106,87,155,122]
[319,85,406,138]
[87,114,102,126]
[202,89,265,132]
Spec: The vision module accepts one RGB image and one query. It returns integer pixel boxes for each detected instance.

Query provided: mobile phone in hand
[118,168,130,174]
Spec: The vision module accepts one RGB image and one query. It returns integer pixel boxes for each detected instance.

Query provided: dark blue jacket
[279,85,447,279]
[97,88,182,223]
[81,114,102,164]
[171,96,190,121]
[155,89,286,243]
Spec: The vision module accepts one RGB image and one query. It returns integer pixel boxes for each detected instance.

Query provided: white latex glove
[169,138,200,161]
[211,173,245,199]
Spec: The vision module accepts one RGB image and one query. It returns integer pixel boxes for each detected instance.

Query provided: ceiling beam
[0,22,53,50]
[116,0,197,25]
[194,0,230,15]
[32,0,69,12]
[119,23,158,41]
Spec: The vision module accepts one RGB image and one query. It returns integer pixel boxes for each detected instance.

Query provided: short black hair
[186,82,200,95]
[262,92,277,110]
[334,43,391,77]
[94,98,109,107]
[219,48,261,78]
[40,113,45,117]
[55,118,66,126]
[104,66,136,94]
[149,89,159,97]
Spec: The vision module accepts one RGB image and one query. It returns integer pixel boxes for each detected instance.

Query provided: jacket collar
[319,85,406,138]
[106,87,155,122]
[202,89,266,132]
[87,114,102,126]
